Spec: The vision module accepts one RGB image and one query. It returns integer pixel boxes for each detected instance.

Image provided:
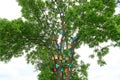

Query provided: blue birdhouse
[60,68,64,72]
[68,50,72,55]
[56,64,59,69]
[68,63,73,68]
[61,31,65,35]
[58,45,61,50]
[73,36,77,41]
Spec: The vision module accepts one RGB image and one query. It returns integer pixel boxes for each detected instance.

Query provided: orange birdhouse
[54,55,58,60]
[68,44,72,49]
[65,68,69,73]
[53,68,57,72]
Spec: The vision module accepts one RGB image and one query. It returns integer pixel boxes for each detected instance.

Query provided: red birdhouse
[53,68,57,72]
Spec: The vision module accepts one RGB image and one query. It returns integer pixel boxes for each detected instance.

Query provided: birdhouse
[61,37,64,41]
[68,63,73,68]
[65,68,69,73]
[59,72,62,76]
[73,36,77,41]
[54,55,58,60]
[56,64,59,69]
[52,38,55,41]
[59,55,62,60]
[68,50,72,55]
[59,21,62,25]
[62,60,65,63]
[52,56,54,60]
[53,68,57,72]
[64,24,66,29]
[68,45,72,49]
[60,68,64,72]
[61,31,65,35]
[58,45,61,50]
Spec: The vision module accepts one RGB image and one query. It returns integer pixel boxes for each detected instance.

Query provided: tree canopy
[0,0,120,80]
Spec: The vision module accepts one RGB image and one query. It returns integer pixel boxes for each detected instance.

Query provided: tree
[0,0,120,80]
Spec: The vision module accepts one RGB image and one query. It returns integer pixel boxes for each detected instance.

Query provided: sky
[0,0,120,80]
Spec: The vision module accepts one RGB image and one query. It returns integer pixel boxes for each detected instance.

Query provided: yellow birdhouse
[52,56,54,60]
[59,55,62,60]
[68,45,72,49]
[54,55,58,60]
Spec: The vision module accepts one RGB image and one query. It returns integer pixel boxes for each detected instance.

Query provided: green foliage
[0,0,120,80]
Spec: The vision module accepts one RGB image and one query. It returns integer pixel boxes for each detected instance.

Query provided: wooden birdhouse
[65,68,69,73]
[52,56,54,60]
[52,38,54,41]
[68,44,72,49]
[64,24,66,29]
[59,55,62,60]
[54,55,58,60]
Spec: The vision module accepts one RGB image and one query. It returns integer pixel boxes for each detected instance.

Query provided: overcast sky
[0,0,120,80]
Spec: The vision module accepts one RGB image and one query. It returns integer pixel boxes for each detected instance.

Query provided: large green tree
[0,0,120,80]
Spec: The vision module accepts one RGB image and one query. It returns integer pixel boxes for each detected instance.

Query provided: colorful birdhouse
[65,68,69,73]
[61,37,64,41]
[68,50,72,55]
[53,68,57,72]
[59,55,62,60]
[59,72,62,76]
[64,24,66,29]
[56,64,59,69]
[61,31,65,35]
[68,63,73,68]
[73,36,77,41]
[68,45,72,49]
[54,55,58,60]
[59,21,62,25]
[58,45,61,50]
[52,56,54,60]
[52,38,55,41]
[60,68,64,72]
